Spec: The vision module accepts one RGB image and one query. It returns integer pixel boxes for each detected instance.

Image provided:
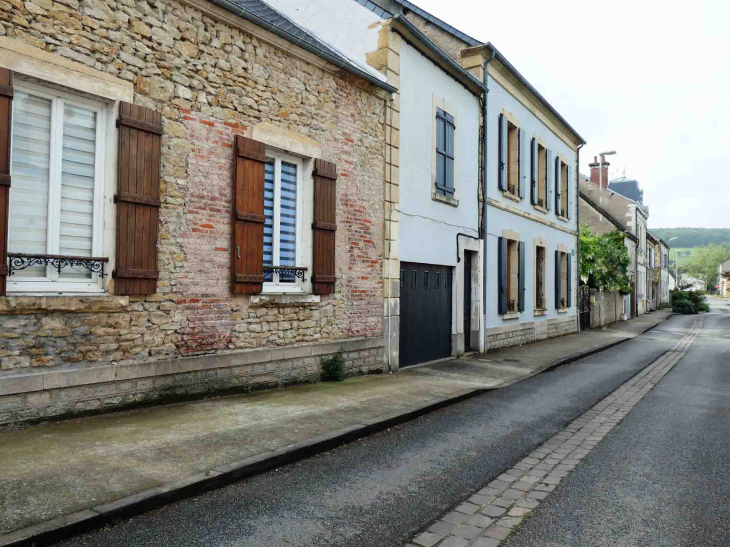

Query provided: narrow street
[54,304,730,547]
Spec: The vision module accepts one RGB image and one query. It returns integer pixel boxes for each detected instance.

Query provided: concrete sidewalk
[0,310,672,546]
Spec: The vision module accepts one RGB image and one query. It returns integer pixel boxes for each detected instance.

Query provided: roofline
[483,43,586,145]
[208,0,397,94]
[392,14,486,96]
[579,191,638,242]
[391,0,481,46]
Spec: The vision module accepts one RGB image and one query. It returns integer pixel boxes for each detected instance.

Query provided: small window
[8,83,106,293]
[537,143,547,208]
[535,245,546,310]
[263,152,303,291]
[435,108,455,197]
[507,121,519,197]
[506,239,518,311]
[559,160,568,217]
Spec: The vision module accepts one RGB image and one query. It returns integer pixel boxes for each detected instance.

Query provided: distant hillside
[650,228,730,248]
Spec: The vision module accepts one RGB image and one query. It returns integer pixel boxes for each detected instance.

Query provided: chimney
[588,155,610,189]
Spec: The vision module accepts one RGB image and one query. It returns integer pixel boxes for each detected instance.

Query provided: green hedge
[671,290,709,314]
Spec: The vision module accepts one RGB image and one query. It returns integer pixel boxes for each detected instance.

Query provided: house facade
[646,232,659,311]
[270,0,486,368]
[460,46,584,348]
[719,258,730,298]
[578,176,638,321]
[581,164,649,316]
[659,239,670,304]
[0,0,394,425]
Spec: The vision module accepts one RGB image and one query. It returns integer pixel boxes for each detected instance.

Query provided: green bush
[673,300,697,314]
[320,351,346,382]
[671,290,709,313]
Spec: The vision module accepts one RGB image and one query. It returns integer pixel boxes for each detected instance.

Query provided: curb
[0,313,673,547]
[0,387,491,547]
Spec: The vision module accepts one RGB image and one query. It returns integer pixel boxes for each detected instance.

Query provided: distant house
[719,258,730,297]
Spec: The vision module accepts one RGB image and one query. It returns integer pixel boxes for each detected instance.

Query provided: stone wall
[589,289,622,328]
[486,316,576,350]
[0,0,387,422]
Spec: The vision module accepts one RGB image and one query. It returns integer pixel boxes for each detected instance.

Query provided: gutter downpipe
[576,143,583,333]
[482,49,496,352]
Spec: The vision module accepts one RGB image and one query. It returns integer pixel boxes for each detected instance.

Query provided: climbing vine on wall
[579,224,633,294]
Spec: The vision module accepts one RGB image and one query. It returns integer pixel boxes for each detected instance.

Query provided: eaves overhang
[391,14,486,97]
[482,42,585,145]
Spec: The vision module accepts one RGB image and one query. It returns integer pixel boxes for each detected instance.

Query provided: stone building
[0,0,395,425]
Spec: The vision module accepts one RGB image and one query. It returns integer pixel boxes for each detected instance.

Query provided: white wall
[264,0,386,82]
[485,79,578,231]
[398,42,480,266]
[485,208,576,329]
[484,76,578,329]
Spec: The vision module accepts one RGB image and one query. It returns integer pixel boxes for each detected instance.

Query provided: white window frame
[262,150,304,294]
[8,81,107,294]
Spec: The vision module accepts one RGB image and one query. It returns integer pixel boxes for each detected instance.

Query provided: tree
[579,225,632,293]
[684,244,730,290]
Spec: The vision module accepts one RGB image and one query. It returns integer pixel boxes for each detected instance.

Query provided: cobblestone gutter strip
[406,317,704,547]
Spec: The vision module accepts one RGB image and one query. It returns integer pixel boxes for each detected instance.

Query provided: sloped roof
[218,0,396,92]
[608,179,643,204]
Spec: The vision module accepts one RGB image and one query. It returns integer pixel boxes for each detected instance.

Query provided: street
[53,302,730,547]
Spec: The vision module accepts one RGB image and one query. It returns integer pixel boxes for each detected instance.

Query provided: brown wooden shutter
[232,135,266,294]
[312,159,337,295]
[0,69,12,297]
[114,102,162,295]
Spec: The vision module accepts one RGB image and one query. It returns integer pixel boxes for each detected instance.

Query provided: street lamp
[598,150,616,192]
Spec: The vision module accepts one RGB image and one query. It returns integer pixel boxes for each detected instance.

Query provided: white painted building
[270,0,485,367]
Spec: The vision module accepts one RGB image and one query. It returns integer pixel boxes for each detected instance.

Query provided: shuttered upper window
[435,108,455,197]
[8,82,105,292]
[263,151,302,291]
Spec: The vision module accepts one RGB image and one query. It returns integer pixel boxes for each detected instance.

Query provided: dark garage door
[400,262,452,367]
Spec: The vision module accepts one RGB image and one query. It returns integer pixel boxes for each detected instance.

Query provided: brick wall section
[0,0,387,421]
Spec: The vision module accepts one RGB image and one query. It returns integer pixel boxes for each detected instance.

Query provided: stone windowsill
[532,204,547,214]
[557,307,569,313]
[432,192,459,207]
[502,311,520,320]
[502,191,521,203]
[534,309,547,316]
[250,293,321,306]
[557,215,569,223]
[0,294,129,314]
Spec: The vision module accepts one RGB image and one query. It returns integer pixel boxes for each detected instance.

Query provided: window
[537,143,547,208]
[498,233,524,315]
[507,121,519,197]
[555,248,571,310]
[558,159,568,217]
[535,244,546,310]
[8,82,106,292]
[263,152,303,292]
[435,108,455,197]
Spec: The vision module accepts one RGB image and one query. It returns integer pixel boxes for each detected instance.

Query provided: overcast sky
[410,0,729,229]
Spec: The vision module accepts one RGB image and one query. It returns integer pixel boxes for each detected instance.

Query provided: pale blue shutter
[435,109,445,195]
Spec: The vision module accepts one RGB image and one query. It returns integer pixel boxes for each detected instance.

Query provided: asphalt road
[503,300,730,547]
[57,312,697,547]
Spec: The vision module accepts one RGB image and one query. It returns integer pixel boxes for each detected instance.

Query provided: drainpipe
[481,50,496,352]
[576,143,583,333]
